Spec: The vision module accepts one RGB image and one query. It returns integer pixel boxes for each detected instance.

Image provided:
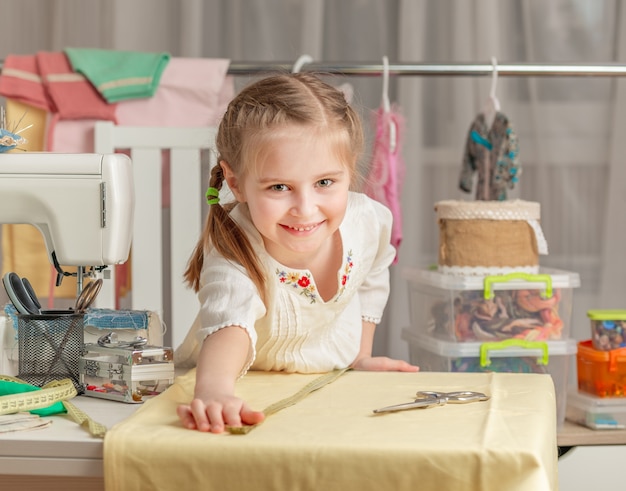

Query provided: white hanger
[382,56,397,153]
[292,54,313,74]
[483,56,501,128]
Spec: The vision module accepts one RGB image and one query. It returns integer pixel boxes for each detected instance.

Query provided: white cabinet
[559,445,626,489]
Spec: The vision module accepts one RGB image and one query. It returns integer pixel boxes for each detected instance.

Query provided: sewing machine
[0,153,134,290]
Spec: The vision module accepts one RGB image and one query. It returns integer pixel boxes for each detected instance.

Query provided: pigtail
[183,163,266,302]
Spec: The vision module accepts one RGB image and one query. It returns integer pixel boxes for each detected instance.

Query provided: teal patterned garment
[459,112,521,201]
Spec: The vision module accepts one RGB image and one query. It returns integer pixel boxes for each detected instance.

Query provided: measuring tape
[0,375,107,438]
[228,367,350,434]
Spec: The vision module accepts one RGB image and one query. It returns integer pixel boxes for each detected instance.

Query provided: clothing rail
[227,61,626,77]
[0,60,625,77]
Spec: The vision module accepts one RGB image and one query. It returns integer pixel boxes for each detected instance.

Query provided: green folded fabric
[64,47,170,103]
[0,379,66,416]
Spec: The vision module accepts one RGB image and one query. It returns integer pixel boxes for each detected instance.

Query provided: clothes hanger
[291,53,354,103]
[382,55,397,153]
[483,56,501,128]
[292,54,313,74]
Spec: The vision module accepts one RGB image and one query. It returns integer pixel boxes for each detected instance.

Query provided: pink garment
[363,106,405,262]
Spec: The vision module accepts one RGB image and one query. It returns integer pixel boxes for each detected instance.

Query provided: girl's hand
[351,355,419,372]
[177,395,265,433]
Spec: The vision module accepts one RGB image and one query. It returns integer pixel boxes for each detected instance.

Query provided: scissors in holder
[372,390,490,414]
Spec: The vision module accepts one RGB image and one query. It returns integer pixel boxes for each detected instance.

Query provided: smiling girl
[175,73,418,433]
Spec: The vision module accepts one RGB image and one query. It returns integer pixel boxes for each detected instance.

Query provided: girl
[176,73,418,433]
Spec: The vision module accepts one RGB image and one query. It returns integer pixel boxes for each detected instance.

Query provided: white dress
[174,192,396,374]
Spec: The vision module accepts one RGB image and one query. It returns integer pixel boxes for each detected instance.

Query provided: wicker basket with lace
[435,199,548,276]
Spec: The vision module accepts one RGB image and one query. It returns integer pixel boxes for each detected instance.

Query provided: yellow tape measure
[228,368,350,434]
[0,375,107,438]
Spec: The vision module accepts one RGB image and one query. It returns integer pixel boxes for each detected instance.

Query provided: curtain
[0,0,620,359]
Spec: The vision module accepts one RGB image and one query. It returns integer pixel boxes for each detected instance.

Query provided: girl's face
[224,126,351,267]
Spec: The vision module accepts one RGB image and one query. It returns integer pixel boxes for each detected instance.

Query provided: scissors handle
[373,396,445,414]
[416,391,489,403]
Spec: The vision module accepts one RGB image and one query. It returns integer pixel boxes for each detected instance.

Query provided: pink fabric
[115,57,233,126]
[363,106,405,263]
[51,58,233,152]
[0,55,51,110]
[51,58,234,208]
[0,52,118,151]
[37,52,117,122]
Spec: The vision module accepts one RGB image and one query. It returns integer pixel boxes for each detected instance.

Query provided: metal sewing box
[79,334,174,403]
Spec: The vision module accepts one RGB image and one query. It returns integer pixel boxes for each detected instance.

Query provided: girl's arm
[176,326,265,433]
[350,320,419,372]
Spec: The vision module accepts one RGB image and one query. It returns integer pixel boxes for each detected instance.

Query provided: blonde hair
[184,73,364,298]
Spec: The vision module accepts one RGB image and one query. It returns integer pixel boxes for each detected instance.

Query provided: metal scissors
[373,390,490,414]
[74,278,103,312]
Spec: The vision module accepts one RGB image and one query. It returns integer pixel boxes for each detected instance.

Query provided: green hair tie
[205,186,220,205]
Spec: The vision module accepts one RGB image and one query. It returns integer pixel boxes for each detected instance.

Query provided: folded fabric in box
[83,308,164,347]
[84,308,150,329]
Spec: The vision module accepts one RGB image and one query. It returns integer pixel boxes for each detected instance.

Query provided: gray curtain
[0,0,621,359]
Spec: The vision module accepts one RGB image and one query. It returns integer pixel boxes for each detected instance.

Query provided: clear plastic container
[587,310,626,351]
[402,328,577,428]
[566,389,626,430]
[403,267,580,342]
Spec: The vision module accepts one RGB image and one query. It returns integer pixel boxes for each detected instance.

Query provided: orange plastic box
[577,340,626,397]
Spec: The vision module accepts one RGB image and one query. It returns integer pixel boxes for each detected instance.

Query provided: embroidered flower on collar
[276,270,319,303]
[334,250,354,301]
[275,250,354,304]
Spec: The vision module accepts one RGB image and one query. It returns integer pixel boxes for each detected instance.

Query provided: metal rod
[1,60,624,77]
[227,61,626,77]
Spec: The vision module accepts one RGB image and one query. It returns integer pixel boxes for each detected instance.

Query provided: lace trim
[438,265,540,276]
[435,199,540,221]
[528,219,548,255]
[362,315,381,324]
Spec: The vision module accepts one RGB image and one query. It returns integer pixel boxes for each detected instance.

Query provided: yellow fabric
[103,370,558,491]
[2,99,77,299]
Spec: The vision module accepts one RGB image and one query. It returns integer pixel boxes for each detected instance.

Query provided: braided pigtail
[183,163,266,299]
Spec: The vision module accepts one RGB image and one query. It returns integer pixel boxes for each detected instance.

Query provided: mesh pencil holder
[17,312,84,393]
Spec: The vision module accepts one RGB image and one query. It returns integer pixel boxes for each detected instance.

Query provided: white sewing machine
[0,152,134,290]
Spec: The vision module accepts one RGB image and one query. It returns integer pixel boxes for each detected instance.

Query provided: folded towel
[37,51,117,121]
[0,55,51,110]
[65,48,170,103]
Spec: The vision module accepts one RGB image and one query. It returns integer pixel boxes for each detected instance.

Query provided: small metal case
[80,343,174,403]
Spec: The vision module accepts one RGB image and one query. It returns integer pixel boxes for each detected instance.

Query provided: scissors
[373,390,490,414]
[74,278,103,312]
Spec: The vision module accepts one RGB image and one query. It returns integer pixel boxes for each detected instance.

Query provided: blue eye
[270,184,289,192]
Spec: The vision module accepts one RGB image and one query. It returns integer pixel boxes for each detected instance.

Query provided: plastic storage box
[403,267,580,342]
[577,339,626,397]
[566,389,626,430]
[402,328,577,427]
[587,309,626,351]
